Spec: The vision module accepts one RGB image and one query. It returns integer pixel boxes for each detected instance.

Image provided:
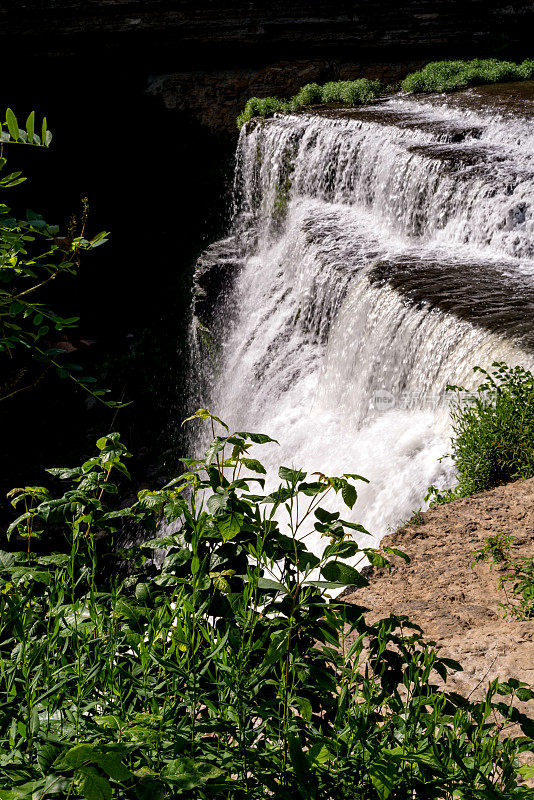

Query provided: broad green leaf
[382,546,410,562]
[257,577,286,592]
[207,491,229,514]
[37,741,63,774]
[95,752,132,781]
[308,742,331,765]
[182,408,228,429]
[518,764,534,780]
[236,431,278,444]
[343,472,369,483]
[6,108,19,141]
[295,696,313,722]
[204,435,228,466]
[77,767,112,800]
[341,481,357,509]
[241,457,267,474]
[218,510,244,541]
[364,550,390,569]
[161,758,223,788]
[342,520,371,535]
[304,580,346,589]
[321,561,368,588]
[0,550,18,570]
[369,760,396,800]
[279,466,306,483]
[315,507,340,524]
[288,734,311,790]
[298,481,327,496]
[25,111,35,144]
[58,743,96,769]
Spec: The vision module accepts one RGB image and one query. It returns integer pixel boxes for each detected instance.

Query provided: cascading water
[191,87,534,550]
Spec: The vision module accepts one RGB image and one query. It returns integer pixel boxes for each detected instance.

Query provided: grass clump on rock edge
[236,79,381,128]
[401,58,534,94]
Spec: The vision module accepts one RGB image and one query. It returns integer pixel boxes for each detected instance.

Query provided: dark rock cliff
[4,1,534,131]
[4,2,534,61]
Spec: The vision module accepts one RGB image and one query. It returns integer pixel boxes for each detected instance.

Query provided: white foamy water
[191,94,534,548]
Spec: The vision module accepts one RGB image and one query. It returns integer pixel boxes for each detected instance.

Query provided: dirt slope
[345,476,534,704]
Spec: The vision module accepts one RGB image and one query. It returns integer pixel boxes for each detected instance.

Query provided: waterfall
[191,92,534,548]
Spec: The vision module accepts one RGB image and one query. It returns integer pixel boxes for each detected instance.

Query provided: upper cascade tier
[235,91,534,262]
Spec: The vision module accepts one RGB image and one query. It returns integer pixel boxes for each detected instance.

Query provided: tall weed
[449,362,534,495]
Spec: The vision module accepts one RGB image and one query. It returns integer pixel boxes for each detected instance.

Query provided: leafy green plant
[500,556,534,620]
[0,107,51,148]
[402,58,534,94]
[291,82,323,108]
[320,80,381,105]
[425,483,464,507]
[0,411,532,798]
[469,535,533,621]
[447,362,534,495]
[0,109,123,407]
[237,57,534,128]
[237,79,381,128]
[406,508,425,526]
[471,533,515,568]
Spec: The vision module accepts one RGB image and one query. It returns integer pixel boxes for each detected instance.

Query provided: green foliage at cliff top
[237,58,534,128]
[236,79,381,128]
[401,58,534,94]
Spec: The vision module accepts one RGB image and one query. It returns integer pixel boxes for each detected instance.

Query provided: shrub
[471,532,515,567]
[237,79,381,128]
[520,59,534,79]
[236,96,289,129]
[470,535,534,621]
[402,58,534,94]
[447,362,534,495]
[0,410,533,798]
[291,82,323,108]
[321,79,381,105]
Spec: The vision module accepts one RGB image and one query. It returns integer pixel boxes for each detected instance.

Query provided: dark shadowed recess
[0,52,234,516]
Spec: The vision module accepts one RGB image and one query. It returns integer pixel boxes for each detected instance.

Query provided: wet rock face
[193,237,242,330]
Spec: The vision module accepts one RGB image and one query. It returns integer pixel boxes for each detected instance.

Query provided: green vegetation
[471,532,515,567]
[401,58,534,94]
[400,507,425,527]
[448,363,534,496]
[0,108,120,408]
[427,365,534,623]
[236,79,381,128]
[500,556,534,620]
[426,363,534,508]
[470,534,534,621]
[0,409,533,798]
[237,58,534,128]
